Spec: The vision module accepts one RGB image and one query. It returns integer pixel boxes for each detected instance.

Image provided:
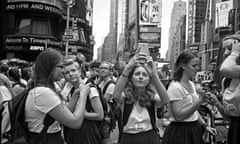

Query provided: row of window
[6,13,63,39]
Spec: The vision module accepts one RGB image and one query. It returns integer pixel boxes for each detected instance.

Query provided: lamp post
[64,0,74,57]
[65,4,70,56]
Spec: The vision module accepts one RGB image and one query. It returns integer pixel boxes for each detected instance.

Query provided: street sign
[63,35,73,41]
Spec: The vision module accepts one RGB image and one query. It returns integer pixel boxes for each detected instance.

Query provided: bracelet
[121,73,128,78]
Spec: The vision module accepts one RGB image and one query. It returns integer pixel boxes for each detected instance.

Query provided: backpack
[7,86,55,143]
[94,80,120,139]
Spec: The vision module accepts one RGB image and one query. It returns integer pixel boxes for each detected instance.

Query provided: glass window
[32,20,50,35]
[17,18,51,35]
[18,19,31,34]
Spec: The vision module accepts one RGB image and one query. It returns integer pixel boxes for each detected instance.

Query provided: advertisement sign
[5,2,62,15]
[139,0,162,26]
[7,0,62,10]
[5,37,62,51]
[139,32,161,43]
[215,0,233,28]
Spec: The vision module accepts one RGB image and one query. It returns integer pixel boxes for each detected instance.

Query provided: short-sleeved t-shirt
[25,87,62,133]
[0,86,12,143]
[98,80,115,100]
[89,87,99,99]
[167,81,199,122]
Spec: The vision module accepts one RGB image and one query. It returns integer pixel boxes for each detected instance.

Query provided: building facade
[168,0,186,69]
[187,0,208,45]
[0,0,94,61]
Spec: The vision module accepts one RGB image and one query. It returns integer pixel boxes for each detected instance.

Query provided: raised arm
[145,57,169,105]
[113,56,136,103]
[220,43,240,78]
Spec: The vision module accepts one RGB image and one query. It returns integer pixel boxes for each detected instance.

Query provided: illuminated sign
[7,0,62,10]
[5,37,63,51]
[139,0,162,26]
[6,2,62,15]
[30,46,45,51]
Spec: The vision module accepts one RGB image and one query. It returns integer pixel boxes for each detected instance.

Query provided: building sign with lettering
[7,0,62,10]
[5,2,62,15]
[5,37,63,51]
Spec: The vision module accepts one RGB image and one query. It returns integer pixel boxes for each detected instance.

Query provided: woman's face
[131,66,150,88]
[183,57,200,79]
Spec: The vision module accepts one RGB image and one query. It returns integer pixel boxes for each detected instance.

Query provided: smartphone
[137,53,147,64]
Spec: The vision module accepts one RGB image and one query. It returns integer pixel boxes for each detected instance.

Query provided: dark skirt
[28,131,64,144]
[162,121,204,144]
[64,119,103,144]
[119,130,161,144]
[227,116,240,144]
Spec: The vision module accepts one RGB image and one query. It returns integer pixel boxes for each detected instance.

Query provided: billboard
[139,0,162,26]
[215,0,233,28]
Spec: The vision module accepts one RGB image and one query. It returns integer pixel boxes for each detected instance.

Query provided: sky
[92,0,187,59]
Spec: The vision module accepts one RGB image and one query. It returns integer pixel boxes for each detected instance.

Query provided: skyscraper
[188,0,208,45]
[168,0,186,69]
[102,0,119,62]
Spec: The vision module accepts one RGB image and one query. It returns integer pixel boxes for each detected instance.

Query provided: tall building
[168,0,186,69]
[102,0,118,62]
[0,0,94,61]
[117,0,126,52]
[187,0,208,45]
[233,0,240,31]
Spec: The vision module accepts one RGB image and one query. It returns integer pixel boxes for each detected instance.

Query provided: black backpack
[7,86,54,143]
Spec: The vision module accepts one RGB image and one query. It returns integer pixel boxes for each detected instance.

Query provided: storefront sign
[6,2,62,15]
[5,37,62,51]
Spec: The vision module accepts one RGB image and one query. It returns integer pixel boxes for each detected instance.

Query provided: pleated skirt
[119,130,161,144]
[162,121,204,144]
[227,116,240,144]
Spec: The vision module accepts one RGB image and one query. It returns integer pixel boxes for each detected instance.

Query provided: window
[17,18,51,35]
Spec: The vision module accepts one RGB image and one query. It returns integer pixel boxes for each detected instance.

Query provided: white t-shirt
[89,87,99,99]
[98,80,115,100]
[123,103,152,134]
[167,81,199,122]
[25,87,62,133]
[0,86,12,143]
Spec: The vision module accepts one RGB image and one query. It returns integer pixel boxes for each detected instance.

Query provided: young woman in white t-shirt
[162,51,216,144]
[113,53,169,144]
[25,49,90,144]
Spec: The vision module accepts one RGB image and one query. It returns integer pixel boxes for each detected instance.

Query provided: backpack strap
[33,114,55,143]
[147,101,158,133]
[119,101,158,135]
[102,80,115,96]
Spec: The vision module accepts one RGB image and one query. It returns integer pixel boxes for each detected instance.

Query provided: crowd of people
[1,33,240,144]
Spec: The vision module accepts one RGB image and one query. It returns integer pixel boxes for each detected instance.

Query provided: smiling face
[131,65,150,88]
[183,57,200,79]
